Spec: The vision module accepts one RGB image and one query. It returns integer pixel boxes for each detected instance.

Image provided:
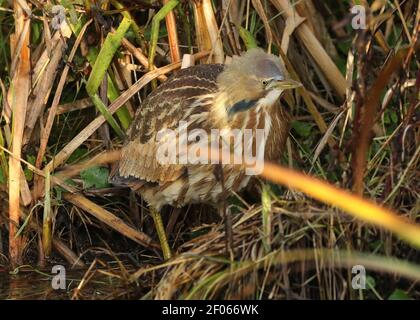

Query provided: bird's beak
[273,79,302,90]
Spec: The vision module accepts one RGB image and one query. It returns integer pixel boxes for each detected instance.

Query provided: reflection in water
[0,270,69,299]
[0,267,140,300]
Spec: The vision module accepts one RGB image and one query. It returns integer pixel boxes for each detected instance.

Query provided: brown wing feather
[115,64,224,185]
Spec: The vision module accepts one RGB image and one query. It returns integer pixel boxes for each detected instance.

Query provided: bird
[111,48,301,259]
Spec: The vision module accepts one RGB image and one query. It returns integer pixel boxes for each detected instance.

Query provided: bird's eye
[262,80,269,86]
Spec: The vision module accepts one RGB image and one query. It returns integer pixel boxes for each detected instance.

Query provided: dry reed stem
[278,51,335,148]
[280,9,305,54]
[1,198,84,268]
[2,145,155,254]
[181,54,196,68]
[192,1,213,57]
[352,47,410,195]
[270,0,347,98]
[8,0,31,266]
[19,167,31,206]
[192,0,224,63]
[33,20,92,201]
[202,0,225,63]
[55,150,122,180]
[251,0,273,52]
[62,192,158,249]
[121,38,168,82]
[44,51,209,173]
[221,0,241,55]
[23,22,72,146]
[52,238,85,269]
[162,0,181,62]
[261,161,420,248]
[297,0,338,59]
[56,98,93,115]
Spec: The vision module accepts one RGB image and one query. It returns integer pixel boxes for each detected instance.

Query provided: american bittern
[112,48,301,259]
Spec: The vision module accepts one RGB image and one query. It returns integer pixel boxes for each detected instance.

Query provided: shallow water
[0,270,69,299]
[0,268,137,300]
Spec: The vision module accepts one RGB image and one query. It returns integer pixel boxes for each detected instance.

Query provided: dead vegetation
[0,0,419,299]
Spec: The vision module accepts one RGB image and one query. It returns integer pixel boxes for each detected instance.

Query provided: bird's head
[215,48,301,124]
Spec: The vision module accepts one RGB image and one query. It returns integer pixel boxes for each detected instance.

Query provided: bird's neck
[208,92,231,128]
[209,90,282,130]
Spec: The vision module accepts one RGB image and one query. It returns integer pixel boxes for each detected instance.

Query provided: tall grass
[0,0,419,299]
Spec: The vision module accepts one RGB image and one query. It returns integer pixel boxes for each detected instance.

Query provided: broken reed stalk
[34,19,92,201]
[55,150,122,180]
[22,22,72,146]
[55,98,93,115]
[62,192,158,249]
[121,38,168,82]
[8,0,31,266]
[54,175,159,251]
[36,20,91,169]
[19,167,31,206]
[192,0,213,55]
[270,0,347,98]
[201,0,225,63]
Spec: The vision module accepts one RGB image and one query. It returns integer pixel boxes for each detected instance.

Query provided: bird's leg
[150,207,172,260]
[219,204,234,259]
[214,164,234,259]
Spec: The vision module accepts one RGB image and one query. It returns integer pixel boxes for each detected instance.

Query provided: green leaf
[86,17,132,94]
[336,57,347,76]
[80,166,110,189]
[31,21,42,45]
[0,168,5,184]
[390,111,398,123]
[85,16,132,138]
[292,121,313,138]
[54,179,77,200]
[388,289,412,300]
[366,275,376,289]
[67,147,88,164]
[384,110,398,125]
[238,27,258,50]
[24,155,36,182]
